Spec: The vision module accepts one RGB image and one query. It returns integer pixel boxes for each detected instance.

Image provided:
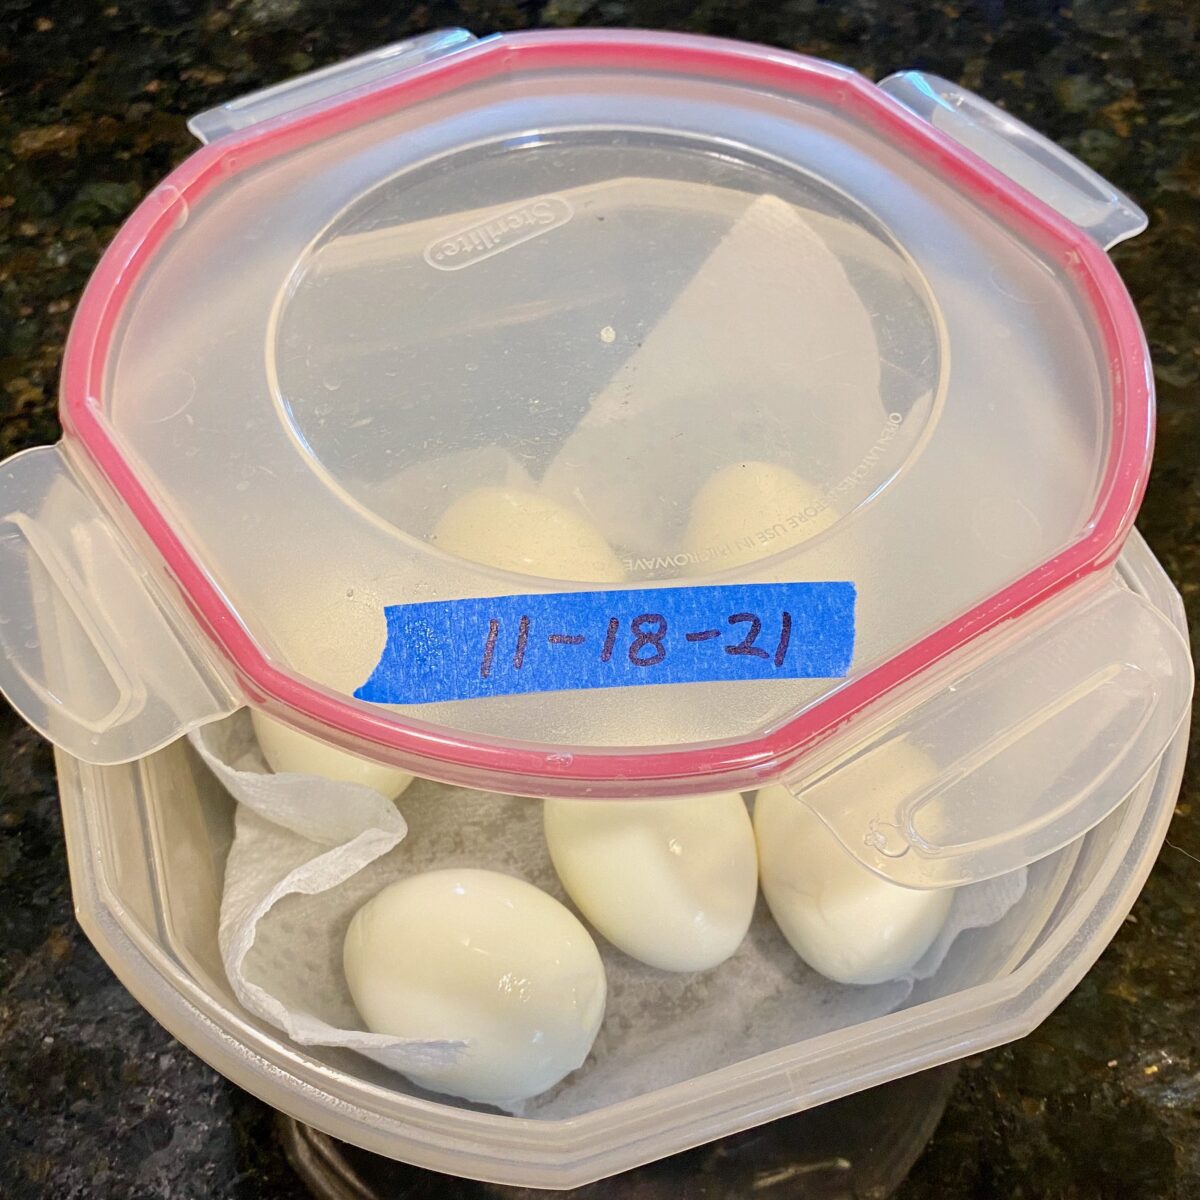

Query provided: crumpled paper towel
[190,713,464,1076]
[191,711,1027,1117]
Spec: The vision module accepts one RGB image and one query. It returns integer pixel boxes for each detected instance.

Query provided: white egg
[754,765,952,985]
[431,486,625,582]
[684,461,838,572]
[251,710,414,801]
[544,793,758,971]
[343,869,606,1105]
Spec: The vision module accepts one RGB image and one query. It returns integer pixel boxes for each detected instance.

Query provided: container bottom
[279,1063,960,1197]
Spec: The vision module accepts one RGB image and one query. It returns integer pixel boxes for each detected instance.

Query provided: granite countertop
[1,2,1197,1197]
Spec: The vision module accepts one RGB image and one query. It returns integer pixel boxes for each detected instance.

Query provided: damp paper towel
[192,711,1028,1118]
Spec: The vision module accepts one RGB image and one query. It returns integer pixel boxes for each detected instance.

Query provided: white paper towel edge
[190,719,467,1071]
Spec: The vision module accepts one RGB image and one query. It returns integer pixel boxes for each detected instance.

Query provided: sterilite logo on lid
[424,195,574,270]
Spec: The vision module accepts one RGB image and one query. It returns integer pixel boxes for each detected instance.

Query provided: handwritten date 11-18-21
[480,611,793,679]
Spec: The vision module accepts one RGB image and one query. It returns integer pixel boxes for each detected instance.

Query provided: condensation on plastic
[0,445,237,763]
[54,532,1190,1188]
[878,72,1148,249]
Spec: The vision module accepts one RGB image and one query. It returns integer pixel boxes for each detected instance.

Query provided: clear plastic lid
[0,31,1190,884]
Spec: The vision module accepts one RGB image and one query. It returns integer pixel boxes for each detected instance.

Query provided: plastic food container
[0,27,1193,1188]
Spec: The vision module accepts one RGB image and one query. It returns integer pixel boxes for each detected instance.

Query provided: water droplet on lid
[865,822,910,858]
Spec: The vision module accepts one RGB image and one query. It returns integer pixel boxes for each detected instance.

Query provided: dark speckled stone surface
[1,2,1198,1197]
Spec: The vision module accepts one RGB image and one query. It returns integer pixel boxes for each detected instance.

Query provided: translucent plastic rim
[57,30,1154,788]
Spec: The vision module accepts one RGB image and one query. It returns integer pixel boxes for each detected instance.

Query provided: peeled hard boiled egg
[683,461,838,572]
[544,793,758,972]
[754,769,952,985]
[251,710,414,801]
[431,486,625,582]
[343,869,606,1105]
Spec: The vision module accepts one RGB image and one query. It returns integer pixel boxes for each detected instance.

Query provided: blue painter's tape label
[354,582,856,706]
